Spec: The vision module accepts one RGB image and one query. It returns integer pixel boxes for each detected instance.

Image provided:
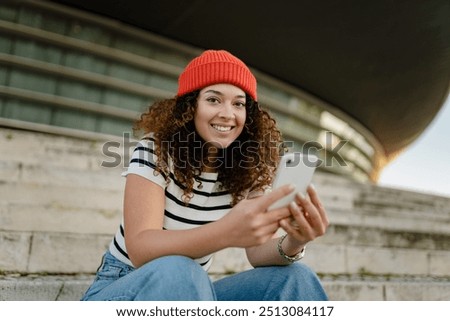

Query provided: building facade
[0,0,382,182]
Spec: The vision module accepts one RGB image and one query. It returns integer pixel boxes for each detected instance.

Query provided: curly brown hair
[134,91,285,205]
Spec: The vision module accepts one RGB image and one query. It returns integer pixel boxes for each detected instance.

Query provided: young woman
[82,50,329,301]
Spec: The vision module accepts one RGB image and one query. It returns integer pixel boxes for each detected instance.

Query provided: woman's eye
[206,97,219,103]
[235,101,246,108]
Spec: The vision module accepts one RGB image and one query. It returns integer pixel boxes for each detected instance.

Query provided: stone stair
[1,127,450,300]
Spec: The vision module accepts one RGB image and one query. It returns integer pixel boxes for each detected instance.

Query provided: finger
[306,185,329,227]
[294,192,326,232]
[264,206,291,223]
[288,201,316,237]
[280,216,311,241]
[295,191,319,218]
[285,202,321,240]
[307,185,324,213]
[261,220,283,237]
[258,184,295,210]
[289,201,310,227]
[280,217,300,235]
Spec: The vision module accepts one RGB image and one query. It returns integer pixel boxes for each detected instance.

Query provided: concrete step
[2,274,449,301]
[0,181,123,211]
[320,276,450,301]
[0,202,121,235]
[4,227,450,277]
[0,159,124,190]
[0,275,94,301]
[0,231,110,274]
[1,128,449,301]
[313,175,450,234]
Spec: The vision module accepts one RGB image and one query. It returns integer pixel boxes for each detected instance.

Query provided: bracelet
[277,234,305,263]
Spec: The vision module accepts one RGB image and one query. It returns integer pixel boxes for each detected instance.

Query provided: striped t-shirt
[109,136,233,271]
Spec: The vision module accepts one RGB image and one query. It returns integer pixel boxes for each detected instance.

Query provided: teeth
[212,125,232,132]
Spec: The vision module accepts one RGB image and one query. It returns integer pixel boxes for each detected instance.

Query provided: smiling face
[194,83,247,150]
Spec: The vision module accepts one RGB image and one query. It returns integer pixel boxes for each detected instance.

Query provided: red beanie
[177,50,257,101]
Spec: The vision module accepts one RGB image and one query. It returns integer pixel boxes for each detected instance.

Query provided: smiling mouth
[211,124,234,132]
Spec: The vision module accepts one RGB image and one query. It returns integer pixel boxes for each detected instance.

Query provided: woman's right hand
[219,184,295,248]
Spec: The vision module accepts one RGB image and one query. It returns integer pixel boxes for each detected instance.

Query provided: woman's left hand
[279,185,329,248]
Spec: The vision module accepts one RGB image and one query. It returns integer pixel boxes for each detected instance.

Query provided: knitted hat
[177,50,257,101]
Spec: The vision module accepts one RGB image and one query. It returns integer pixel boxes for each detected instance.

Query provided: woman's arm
[124,174,295,268]
[124,174,226,267]
[245,235,307,266]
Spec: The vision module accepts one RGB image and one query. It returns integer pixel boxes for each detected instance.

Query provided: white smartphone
[268,152,319,210]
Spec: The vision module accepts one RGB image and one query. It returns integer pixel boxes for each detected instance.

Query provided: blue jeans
[81,251,328,301]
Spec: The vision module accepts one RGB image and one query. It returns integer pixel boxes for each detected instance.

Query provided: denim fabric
[81,251,327,301]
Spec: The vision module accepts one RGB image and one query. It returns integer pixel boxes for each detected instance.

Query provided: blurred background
[1,0,449,300]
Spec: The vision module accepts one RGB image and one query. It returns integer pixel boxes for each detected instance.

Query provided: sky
[378,96,450,198]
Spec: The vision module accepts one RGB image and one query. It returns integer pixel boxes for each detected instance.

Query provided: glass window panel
[97,117,133,136]
[0,36,13,54]
[63,52,108,74]
[0,4,17,22]
[17,8,43,28]
[67,22,111,46]
[52,109,97,132]
[40,14,68,35]
[3,100,52,124]
[108,63,147,84]
[13,39,63,64]
[153,50,190,68]
[58,80,103,103]
[113,37,154,58]
[258,84,291,105]
[146,74,178,93]
[9,70,57,95]
[0,66,8,85]
[102,89,147,112]
[12,40,37,59]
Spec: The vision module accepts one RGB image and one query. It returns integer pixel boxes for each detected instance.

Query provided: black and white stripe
[109,136,233,271]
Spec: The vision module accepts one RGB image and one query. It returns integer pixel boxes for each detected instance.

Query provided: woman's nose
[218,102,234,119]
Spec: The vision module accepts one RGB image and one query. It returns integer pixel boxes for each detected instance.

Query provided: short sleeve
[122,137,167,188]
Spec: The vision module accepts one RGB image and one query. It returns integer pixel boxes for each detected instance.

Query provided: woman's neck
[203,144,220,173]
